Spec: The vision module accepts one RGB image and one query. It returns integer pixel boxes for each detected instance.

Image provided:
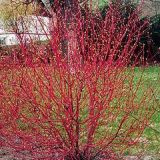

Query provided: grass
[134,66,160,155]
[121,65,160,155]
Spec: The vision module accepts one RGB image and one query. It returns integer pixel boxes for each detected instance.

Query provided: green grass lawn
[117,65,160,156]
[134,66,160,155]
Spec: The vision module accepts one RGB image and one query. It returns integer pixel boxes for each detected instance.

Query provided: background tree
[0,0,35,30]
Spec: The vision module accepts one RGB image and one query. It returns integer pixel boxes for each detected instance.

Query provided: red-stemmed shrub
[0,1,157,159]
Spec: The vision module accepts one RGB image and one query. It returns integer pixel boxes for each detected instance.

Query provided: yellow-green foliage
[0,0,35,28]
